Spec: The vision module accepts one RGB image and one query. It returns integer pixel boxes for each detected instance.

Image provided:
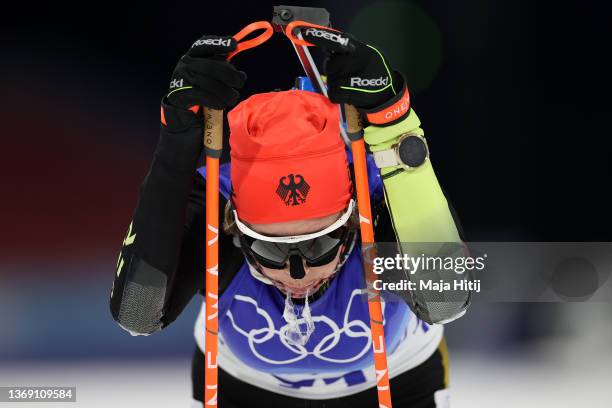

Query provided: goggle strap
[233,199,355,243]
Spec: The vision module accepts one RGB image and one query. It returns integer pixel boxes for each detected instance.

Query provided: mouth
[278,279,326,298]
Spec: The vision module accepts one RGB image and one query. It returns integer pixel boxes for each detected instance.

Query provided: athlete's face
[249,211,344,298]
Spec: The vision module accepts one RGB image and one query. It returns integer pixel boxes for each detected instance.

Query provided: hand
[301,28,404,110]
[166,35,247,110]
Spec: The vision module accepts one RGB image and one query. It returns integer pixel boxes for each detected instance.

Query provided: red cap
[228,90,352,224]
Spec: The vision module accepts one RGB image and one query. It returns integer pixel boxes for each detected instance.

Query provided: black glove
[302,28,406,111]
[166,35,247,110]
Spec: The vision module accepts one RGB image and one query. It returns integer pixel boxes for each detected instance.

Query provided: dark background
[2,0,610,267]
[0,2,610,403]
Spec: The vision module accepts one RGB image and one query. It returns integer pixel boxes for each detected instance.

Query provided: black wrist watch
[372,133,429,170]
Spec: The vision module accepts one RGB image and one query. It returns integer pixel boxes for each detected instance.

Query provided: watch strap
[372,148,399,168]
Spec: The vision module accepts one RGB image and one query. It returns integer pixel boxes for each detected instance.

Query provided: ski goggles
[235,199,355,269]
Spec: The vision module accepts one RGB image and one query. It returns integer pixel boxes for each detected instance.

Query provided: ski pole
[344,105,392,408]
[203,21,273,407]
[283,21,393,408]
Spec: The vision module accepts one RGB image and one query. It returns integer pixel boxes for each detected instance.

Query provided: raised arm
[109,34,246,335]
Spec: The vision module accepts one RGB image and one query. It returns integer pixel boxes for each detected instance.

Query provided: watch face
[398,135,428,168]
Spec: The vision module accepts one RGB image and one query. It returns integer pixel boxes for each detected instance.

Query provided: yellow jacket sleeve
[364,110,462,243]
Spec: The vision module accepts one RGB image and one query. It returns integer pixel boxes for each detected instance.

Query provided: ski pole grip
[344,104,364,141]
[203,107,223,158]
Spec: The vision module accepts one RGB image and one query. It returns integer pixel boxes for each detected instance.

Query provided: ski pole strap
[227,21,274,61]
[284,20,343,46]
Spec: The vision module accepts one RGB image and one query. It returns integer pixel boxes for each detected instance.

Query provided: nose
[289,253,306,279]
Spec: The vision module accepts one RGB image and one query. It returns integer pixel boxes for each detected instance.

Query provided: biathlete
[110,28,466,407]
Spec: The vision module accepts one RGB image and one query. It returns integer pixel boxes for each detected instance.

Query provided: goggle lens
[241,227,348,270]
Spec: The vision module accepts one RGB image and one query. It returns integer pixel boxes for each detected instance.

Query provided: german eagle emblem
[276,174,310,206]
